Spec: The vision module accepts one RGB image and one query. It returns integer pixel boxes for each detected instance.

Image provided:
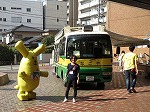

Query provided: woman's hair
[70,55,77,61]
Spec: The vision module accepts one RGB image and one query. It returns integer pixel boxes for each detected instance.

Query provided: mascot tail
[14,85,19,90]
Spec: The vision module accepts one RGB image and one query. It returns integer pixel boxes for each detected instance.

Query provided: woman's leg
[65,79,72,99]
[73,79,77,98]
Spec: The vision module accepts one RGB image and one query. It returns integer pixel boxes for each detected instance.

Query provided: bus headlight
[102,72,112,75]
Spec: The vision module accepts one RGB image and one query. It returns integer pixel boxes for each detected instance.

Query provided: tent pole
[149,48,150,63]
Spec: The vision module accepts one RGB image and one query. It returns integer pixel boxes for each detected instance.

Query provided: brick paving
[0,65,150,112]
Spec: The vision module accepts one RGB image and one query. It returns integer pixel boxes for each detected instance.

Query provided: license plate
[86,76,94,81]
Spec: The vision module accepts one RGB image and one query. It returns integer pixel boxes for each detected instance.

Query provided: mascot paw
[14,85,19,90]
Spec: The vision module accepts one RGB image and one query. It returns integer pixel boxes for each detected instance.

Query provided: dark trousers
[65,78,77,99]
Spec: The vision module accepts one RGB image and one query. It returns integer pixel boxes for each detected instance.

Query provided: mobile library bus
[52,25,112,89]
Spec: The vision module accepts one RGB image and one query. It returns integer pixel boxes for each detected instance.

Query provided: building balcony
[79,0,107,10]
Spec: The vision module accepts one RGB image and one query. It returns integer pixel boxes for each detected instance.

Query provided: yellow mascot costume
[14,40,48,101]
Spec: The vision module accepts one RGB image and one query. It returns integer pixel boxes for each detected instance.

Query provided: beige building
[106,1,150,60]
[44,0,67,31]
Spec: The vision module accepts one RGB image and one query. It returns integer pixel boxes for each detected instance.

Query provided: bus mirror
[59,49,64,55]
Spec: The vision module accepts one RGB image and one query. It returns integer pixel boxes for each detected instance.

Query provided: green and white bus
[52,25,112,89]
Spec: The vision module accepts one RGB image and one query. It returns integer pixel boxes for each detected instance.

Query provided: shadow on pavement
[5,80,16,85]
[36,96,64,102]
[78,94,127,102]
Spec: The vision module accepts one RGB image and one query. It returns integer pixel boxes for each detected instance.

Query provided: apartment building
[44,0,67,32]
[78,0,107,30]
[0,0,43,42]
[0,0,43,31]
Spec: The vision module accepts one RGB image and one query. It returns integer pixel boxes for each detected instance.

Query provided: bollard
[11,63,13,70]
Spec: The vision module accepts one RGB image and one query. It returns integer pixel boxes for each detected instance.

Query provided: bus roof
[54,25,109,43]
[65,31,109,37]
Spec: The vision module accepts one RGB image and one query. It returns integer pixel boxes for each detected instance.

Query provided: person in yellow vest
[122,45,138,93]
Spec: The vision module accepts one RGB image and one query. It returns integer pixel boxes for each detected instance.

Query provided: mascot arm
[19,71,27,77]
[40,71,48,77]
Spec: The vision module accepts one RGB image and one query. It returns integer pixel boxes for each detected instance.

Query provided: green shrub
[42,35,54,53]
[0,45,15,65]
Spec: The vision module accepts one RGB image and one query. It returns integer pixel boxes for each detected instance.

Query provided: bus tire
[55,73,59,78]
[56,74,59,78]
[64,82,67,87]
[97,82,105,90]
[52,71,55,75]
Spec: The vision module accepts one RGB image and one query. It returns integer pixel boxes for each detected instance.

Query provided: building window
[57,18,59,22]
[11,7,22,10]
[0,7,2,10]
[3,18,6,22]
[3,7,6,11]
[11,17,22,23]
[4,29,7,31]
[0,18,2,21]
[15,34,22,41]
[0,29,2,31]
[27,8,31,12]
[57,5,59,10]
[27,19,31,23]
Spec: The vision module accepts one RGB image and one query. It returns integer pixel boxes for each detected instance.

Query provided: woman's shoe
[63,97,68,102]
[72,98,76,103]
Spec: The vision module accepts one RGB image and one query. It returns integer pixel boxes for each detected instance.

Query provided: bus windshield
[67,34,112,58]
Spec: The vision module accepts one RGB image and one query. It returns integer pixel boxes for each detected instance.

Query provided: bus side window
[59,38,65,56]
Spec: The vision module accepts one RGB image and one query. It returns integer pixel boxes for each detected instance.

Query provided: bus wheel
[64,82,67,87]
[97,82,105,90]
[56,73,59,78]
[52,67,56,75]
[56,75,59,78]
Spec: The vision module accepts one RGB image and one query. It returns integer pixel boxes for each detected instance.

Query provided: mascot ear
[33,44,46,56]
[15,40,29,58]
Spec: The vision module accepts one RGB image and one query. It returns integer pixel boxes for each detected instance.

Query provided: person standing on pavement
[122,45,138,93]
[63,55,80,103]
[118,50,125,71]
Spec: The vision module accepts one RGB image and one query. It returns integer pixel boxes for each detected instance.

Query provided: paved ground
[0,64,150,112]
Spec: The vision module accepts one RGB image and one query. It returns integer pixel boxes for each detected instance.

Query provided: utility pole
[98,0,101,25]
[73,0,75,27]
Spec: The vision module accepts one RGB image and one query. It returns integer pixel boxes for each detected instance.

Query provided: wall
[38,53,52,64]
[106,1,150,38]
[45,0,67,30]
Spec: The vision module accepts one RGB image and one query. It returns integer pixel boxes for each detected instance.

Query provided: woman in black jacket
[63,55,80,103]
